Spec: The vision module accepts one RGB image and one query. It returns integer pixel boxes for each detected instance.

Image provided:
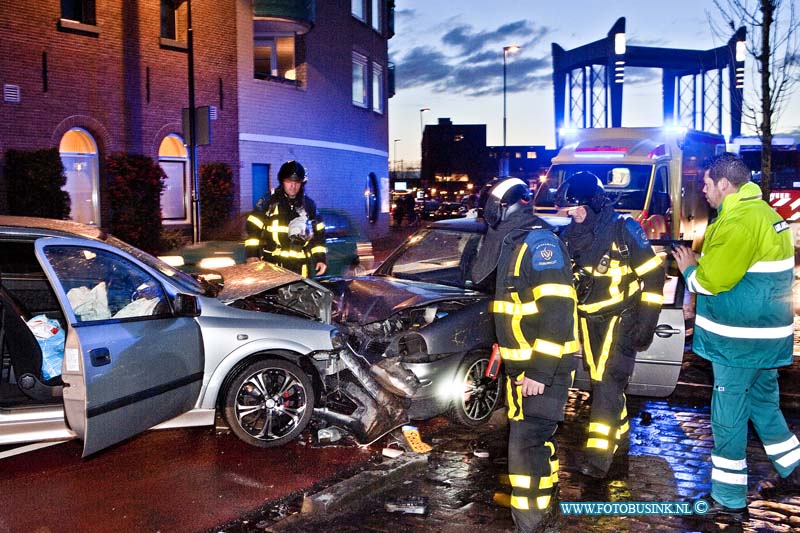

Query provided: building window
[352,52,368,108]
[526,151,537,159]
[352,0,365,21]
[252,163,271,209]
[61,0,96,25]
[372,63,384,114]
[158,134,190,223]
[160,0,188,42]
[371,0,381,31]
[59,128,100,226]
[254,34,296,81]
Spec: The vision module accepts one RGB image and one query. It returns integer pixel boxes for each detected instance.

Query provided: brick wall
[0,0,390,238]
[0,1,240,223]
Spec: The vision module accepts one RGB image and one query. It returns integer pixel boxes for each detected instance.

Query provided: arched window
[59,128,100,225]
[158,134,190,222]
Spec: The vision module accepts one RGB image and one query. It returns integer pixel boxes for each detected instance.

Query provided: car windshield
[105,235,205,294]
[379,228,483,288]
[535,163,655,211]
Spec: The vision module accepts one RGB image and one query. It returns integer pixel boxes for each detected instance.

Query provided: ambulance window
[650,167,671,216]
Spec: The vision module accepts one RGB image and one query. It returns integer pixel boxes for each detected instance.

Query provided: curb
[268,452,428,529]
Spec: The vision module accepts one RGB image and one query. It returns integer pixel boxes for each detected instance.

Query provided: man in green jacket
[674,153,799,522]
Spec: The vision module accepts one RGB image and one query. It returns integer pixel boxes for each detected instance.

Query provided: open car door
[34,238,204,456]
[573,247,686,397]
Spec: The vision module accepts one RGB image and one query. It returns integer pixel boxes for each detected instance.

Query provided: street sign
[182,106,211,145]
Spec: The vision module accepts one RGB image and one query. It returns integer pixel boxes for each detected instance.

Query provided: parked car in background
[416,200,440,221]
[161,208,373,276]
[433,202,466,220]
[0,216,393,458]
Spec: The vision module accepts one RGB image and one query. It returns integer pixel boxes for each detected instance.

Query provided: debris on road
[384,496,428,515]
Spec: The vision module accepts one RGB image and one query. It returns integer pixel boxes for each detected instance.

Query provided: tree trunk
[759,0,775,201]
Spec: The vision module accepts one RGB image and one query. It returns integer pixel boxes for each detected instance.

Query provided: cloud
[392,19,553,97]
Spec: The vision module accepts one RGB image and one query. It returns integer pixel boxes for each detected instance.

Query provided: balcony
[253,0,315,35]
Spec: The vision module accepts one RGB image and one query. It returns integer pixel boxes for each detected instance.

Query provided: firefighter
[471,176,578,532]
[554,172,664,479]
[245,160,327,277]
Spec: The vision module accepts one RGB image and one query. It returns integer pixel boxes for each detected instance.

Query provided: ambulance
[728,135,800,247]
[534,126,726,248]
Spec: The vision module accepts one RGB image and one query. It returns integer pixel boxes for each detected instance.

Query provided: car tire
[223,358,315,448]
[446,350,505,427]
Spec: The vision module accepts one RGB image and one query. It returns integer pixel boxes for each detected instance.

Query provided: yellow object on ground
[402,425,433,454]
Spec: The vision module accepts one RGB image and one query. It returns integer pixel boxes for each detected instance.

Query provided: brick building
[0,0,393,238]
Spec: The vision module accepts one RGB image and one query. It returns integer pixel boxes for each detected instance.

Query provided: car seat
[0,279,63,401]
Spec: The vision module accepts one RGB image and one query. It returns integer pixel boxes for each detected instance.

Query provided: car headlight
[198,256,236,269]
[330,329,347,350]
[158,255,185,267]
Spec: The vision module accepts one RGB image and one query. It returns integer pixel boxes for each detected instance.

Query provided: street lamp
[419,107,431,137]
[393,138,401,177]
[503,45,520,152]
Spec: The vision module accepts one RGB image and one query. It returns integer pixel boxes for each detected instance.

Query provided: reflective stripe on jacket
[685,181,794,368]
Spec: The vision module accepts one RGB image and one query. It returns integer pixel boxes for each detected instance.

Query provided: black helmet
[554,171,606,213]
[482,176,532,228]
[278,160,307,183]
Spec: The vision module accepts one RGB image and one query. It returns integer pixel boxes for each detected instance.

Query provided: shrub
[106,153,165,253]
[4,148,70,219]
[199,162,235,239]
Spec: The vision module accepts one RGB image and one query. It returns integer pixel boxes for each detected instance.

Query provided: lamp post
[187,0,201,243]
[502,45,520,153]
[419,107,430,137]
[393,138,401,179]
[501,45,520,177]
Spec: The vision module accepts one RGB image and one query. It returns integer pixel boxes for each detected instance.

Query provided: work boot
[511,502,559,533]
[578,452,613,479]
[700,493,749,523]
[758,466,800,499]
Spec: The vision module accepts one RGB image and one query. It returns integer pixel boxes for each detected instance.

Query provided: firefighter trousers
[710,363,800,509]
[505,375,571,532]
[580,314,636,473]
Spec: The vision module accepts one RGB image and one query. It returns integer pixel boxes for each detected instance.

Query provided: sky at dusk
[387,0,800,165]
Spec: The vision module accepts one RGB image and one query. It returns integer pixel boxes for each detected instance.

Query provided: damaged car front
[317,219,506,428]
[205,262,413,445]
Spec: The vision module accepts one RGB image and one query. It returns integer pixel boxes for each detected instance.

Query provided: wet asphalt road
[263,386,800,533]
[0,424,376,532]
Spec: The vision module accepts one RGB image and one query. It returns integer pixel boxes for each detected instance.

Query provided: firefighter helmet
[554,171,606,213]
[482,176,532,228]
[278,160,307,183]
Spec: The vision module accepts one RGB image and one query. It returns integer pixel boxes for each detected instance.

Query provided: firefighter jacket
[562,209,664,336]
[492,218,579,389]
[245,189,327,276]
[684,181,794,368]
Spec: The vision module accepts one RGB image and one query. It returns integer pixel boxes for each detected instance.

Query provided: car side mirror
[174,293,201,317]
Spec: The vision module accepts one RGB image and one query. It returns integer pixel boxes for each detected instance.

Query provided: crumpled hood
[214,261,308,304]
[320,276,484,325]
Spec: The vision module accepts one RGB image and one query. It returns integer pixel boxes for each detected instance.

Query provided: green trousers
[711,363,800,508]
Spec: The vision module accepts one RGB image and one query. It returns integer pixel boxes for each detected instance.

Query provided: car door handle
[89,348,111,367]
[654,324,682,338]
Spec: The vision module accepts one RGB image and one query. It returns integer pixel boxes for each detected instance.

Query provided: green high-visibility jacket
[683,182,795,368]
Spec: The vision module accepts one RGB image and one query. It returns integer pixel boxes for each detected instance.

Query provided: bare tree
[711,0,799,200]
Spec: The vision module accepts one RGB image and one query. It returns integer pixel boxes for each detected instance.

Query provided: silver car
[0,216,392,458]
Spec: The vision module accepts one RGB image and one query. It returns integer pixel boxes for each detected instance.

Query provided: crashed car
[320,216,687,412]
[0,216,403,458]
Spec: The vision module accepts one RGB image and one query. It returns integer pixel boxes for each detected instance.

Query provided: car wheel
[446,350,504,427]
[223,358,315,448]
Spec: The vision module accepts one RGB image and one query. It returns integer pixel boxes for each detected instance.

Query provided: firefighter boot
[579,450,614,479]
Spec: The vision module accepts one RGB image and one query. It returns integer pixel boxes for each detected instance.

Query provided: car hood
[320,276,484,325]
[214,262,308,303]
